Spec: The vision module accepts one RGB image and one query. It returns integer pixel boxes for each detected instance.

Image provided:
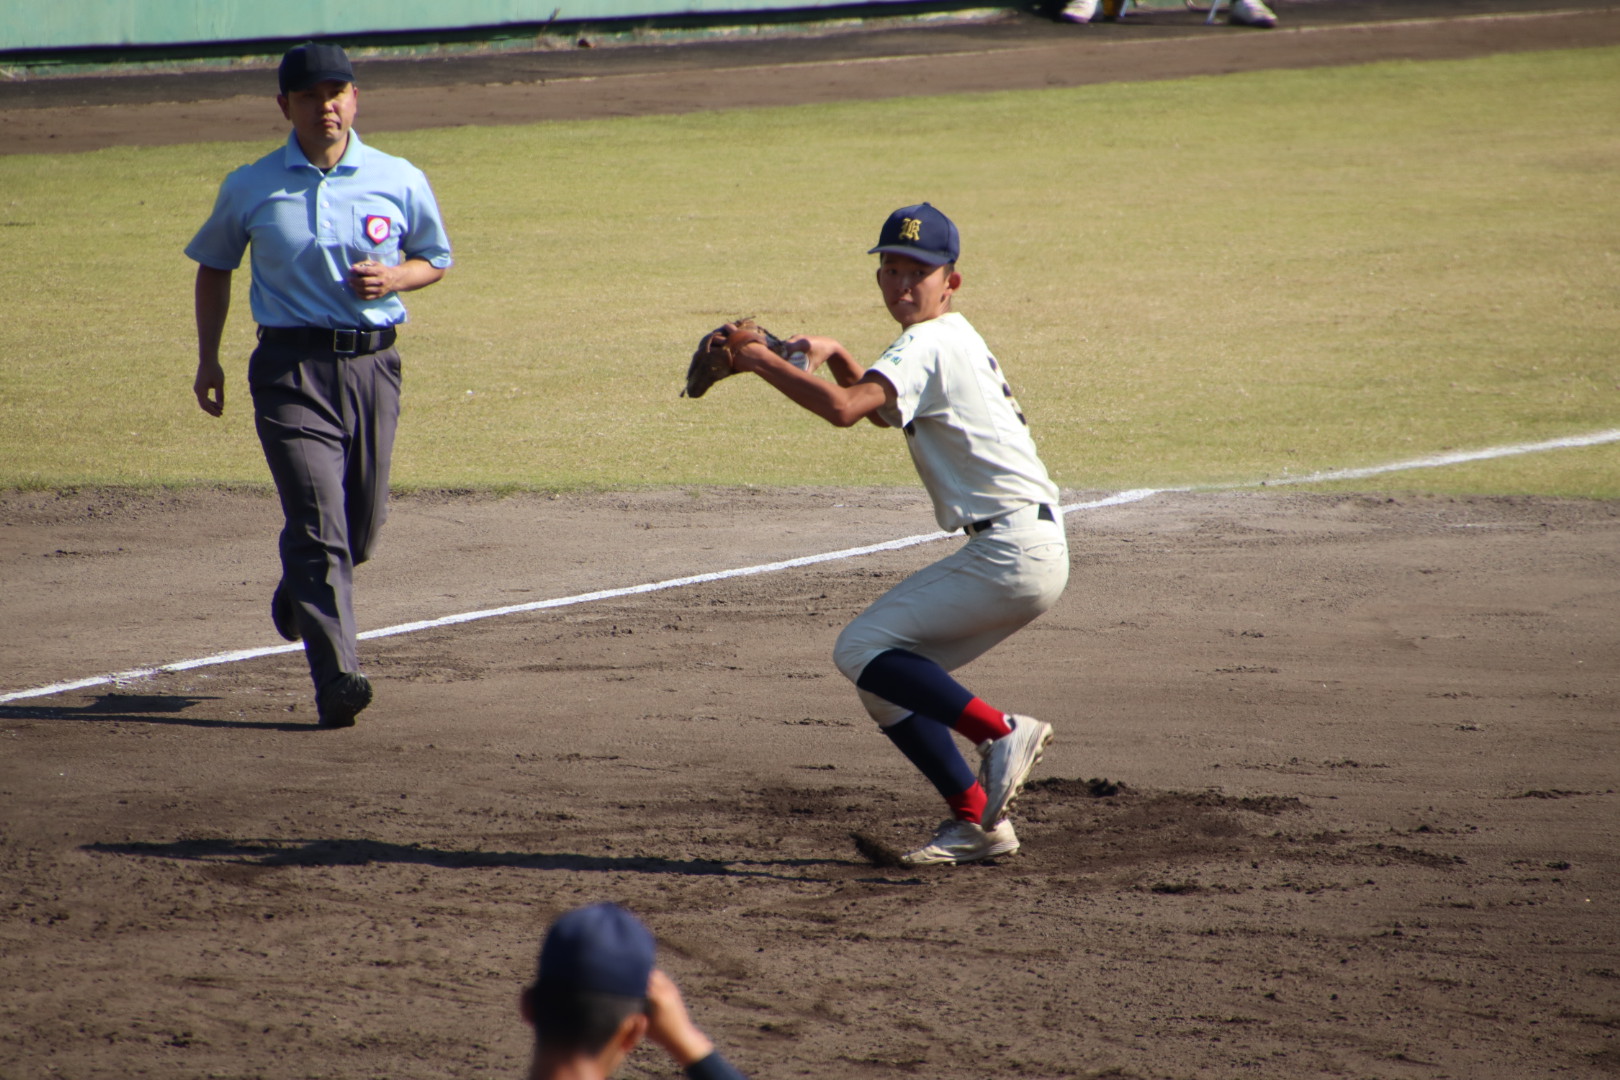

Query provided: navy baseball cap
[868,202,960,266]
[279,42,355,94]
[534,903,655,999]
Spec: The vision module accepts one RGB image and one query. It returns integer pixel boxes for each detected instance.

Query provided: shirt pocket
[351,204,403,263]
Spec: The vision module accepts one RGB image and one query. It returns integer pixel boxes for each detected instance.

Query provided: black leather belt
[966,503,1056,534]
[258,325,397,355]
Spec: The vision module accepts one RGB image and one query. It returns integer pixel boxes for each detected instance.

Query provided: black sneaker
[271,580,301,642]
[317,672,372,728]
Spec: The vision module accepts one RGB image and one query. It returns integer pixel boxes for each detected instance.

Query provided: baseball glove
[682,318,804,398]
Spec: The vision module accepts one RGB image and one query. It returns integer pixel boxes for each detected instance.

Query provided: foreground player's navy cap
[279,42,355,94]
[534,903,655,998]
[868,202,960,266]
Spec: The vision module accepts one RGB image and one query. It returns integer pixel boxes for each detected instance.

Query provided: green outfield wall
[1,0,923,53]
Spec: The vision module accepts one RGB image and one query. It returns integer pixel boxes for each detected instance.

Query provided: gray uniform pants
[248,338,401,694]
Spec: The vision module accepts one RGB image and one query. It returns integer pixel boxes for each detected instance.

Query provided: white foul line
[1256,428,1620,486]
[3,429,1615,705]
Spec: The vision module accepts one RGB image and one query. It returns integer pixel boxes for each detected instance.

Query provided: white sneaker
[1060,0,1098,23]
[901,818,1020,866]
[977,714,1053,827]
[1229,0,1278,27]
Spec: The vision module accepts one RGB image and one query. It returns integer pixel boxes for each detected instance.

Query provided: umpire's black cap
[279,42,355,94]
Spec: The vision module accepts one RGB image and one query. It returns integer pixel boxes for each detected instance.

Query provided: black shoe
[271,580,301,642]
[317,672,372,728]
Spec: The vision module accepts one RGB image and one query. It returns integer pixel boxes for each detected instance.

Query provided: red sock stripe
[955,697,1011,744]
[948,782,987,825]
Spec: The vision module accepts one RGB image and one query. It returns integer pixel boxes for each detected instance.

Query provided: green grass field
[2,46,1616,496]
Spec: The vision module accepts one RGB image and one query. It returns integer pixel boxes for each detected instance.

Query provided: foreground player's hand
[645,969,714,1067]
[708,322,762,374]
[782,335,844,377]
[729,337,779,375]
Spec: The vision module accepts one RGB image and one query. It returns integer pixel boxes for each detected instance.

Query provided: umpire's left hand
[347,259,397,301]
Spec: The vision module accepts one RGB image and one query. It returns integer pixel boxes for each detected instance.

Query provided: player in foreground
[186,42,452,727]
[715,203,1069,866]
[523,903,748,1080]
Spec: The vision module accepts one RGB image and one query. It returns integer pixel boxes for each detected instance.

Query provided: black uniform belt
[966,503,1056,534]
[258,325,397,355]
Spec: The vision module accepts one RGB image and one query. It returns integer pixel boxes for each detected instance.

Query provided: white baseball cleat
[978,714,1053,827]
[901,818,1020,866]
[1060,0,1099,23]
[1229,0,1278,27]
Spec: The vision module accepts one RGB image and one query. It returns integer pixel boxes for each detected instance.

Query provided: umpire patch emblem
[363,215,391,245]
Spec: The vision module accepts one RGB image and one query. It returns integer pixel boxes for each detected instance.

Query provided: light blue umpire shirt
[186,129,453,330]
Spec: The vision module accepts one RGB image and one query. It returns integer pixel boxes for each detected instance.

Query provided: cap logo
[364,215,390,245]
[898,218,923,242]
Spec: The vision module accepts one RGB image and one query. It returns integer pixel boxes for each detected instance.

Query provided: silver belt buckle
[333,328,359,354]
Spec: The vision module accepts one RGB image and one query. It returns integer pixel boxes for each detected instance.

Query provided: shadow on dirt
[81,835,854,882]
[1,692,309,731]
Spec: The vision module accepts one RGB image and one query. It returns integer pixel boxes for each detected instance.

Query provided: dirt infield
[4,6,1620,1079]
[4,487,1618,1078]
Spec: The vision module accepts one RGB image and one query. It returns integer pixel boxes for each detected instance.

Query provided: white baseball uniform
[832,312,1070,727]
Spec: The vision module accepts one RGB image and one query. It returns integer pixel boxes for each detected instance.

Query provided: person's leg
[249,342,361,698]
[834,518,1069,827]
[836,552,1011,827]
[343,347,401,568]
[288,346,401,727]
[837,521,1068,727]
[857,647,1012,745]
[882,714,985,823]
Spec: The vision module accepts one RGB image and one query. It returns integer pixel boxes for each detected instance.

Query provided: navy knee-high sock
[883,715,985,823]
[857,648,1011,743]
[857,648,972,722]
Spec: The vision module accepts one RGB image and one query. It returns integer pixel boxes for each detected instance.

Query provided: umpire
[186,42,452,727]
